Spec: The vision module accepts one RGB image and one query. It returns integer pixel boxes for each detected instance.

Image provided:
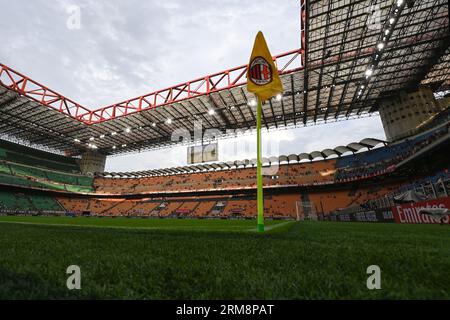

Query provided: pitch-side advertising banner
[323,208,395,223]
[392,197,450,224]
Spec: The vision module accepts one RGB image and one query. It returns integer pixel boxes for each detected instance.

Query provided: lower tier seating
[0,190,63,213]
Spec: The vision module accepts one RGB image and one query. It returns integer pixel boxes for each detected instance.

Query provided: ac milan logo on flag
[249,56,273,86]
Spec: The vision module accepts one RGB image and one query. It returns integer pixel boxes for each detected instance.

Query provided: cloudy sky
[0,0,386,171]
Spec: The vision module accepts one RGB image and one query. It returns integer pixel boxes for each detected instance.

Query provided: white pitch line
[0,219,287,233]
[0,220,168,231]
[248,221,294,232]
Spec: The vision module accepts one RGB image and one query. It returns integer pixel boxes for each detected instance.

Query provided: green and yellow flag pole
[256,97,264,232]
[247,31,284,233]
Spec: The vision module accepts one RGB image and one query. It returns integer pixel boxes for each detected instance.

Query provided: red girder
[81,49,304,124]
[1,20,443,126]
[0,49,304,125]
[0,63,92,119]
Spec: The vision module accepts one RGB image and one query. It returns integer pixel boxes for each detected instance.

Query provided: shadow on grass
[0,267,96,300]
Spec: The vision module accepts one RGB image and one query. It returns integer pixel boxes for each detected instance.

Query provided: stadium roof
[96,138,387,178]
[0,0,449,157]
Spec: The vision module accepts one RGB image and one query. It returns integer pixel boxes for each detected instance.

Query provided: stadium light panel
[275,93,283,101]
[125,128,131,133]
[208,109,216,116]
[166,119,172,125]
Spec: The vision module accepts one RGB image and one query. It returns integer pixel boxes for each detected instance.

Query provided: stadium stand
[0,190,64,214]
[57,197,90,213]
[356,169,450,213]
[324,173,450,221]
[0,115,448,220]
[415,106,450,134]
[91,121,448,200]
[0,139,94,193]
[0,140,80,173]
[335,122,450,181]
[93,158,337,195]
[0,0,448,224]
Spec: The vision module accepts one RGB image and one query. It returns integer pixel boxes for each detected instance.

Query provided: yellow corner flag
[246,31,283,233]
[247,31,283,102]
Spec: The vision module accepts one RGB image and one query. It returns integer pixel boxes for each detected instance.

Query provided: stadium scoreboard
[187,143,219,164]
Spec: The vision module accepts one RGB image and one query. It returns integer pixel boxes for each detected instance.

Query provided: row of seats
[0,139,80,173]
[56,187,395,218]
[335,124,449,181]
[0,120,446,198]
[0,168,412,218]
[0,190,63,212]
[56,194,300,218]
[0,139,95,194]
[93,159,337,195]
[0,160,94,193]
[2,161,93,186]
[94,123,448,195]
[335,126,446,168]
[354,168,450,213]
[0,170,93,193]
[308,185,399,214]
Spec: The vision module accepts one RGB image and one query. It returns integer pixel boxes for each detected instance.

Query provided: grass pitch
[0,216,449,299]
[0,215,287,232]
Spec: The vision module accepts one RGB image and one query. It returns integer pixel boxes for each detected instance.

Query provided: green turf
[0,216,286,232]
[0,217,449,299]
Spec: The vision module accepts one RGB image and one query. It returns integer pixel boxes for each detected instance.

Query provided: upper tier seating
[0,139,80,173]
[0,140,94,193]
[416,106,450,133]
[335,123,449,181]
[93,159,337,195]
[336,125,448,169]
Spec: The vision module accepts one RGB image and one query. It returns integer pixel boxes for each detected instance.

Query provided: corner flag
[247,31,283,102]
[247,31,284,232]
